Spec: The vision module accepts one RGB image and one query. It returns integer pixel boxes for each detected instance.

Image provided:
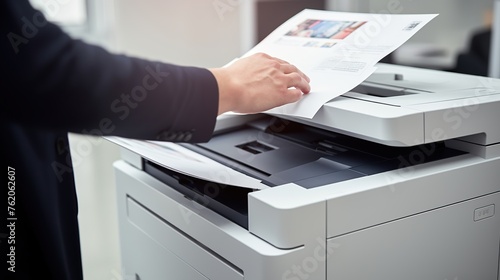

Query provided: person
[1,1,311,279]
[452,27,491,76]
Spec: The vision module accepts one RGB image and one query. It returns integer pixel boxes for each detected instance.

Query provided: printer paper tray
[145,116,466,229]
[144,160,251,228]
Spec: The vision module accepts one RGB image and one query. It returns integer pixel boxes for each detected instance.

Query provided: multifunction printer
[111,63,500,280]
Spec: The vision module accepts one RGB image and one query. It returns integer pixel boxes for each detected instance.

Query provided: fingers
[286,73,311,94]
[270,56,311,94]
[279,63,310,94]
[253,52,311,104]
[285,88,304,103]
[280,64,310,82]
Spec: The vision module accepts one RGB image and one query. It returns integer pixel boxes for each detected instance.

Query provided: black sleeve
[1,0,219,142]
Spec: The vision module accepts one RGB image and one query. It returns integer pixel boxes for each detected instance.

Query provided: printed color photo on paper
[285,19,367,40]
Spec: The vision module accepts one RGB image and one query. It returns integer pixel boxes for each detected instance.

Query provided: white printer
[112,63,500,280]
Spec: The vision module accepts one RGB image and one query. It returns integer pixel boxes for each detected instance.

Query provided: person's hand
[210,53,311,115]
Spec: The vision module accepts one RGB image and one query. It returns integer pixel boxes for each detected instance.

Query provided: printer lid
[277,63,500,147]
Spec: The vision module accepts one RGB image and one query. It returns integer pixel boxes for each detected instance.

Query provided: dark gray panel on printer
[265,158,351,186]
[199,127,322,175]
[295,169,364,189]
[195,116,465,189]
[145,116,466,228]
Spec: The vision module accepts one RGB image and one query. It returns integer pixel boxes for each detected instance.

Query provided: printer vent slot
[236,141,276,154]
[316,140,348,155]
[352,82,426,98]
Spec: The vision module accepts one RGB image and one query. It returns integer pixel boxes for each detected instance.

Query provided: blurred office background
[29,0,495,279]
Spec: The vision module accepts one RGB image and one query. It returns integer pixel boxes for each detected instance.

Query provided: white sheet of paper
[242,9,438,118]
[106,137,268,190]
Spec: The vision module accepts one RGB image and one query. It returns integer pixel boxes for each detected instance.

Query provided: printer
[112,63,500,280]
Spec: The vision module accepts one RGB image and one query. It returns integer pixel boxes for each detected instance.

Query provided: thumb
[283,88,304,104]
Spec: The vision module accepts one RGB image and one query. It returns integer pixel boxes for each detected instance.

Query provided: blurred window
[29,0,87,26]
[28,0,114,47]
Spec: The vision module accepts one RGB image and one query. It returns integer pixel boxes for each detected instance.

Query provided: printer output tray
[144,116,465,229]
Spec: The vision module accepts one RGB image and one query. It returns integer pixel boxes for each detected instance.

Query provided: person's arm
[1,1,310,142]
[2,1,220,142]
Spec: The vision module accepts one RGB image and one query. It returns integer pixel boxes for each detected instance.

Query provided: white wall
[70,134,122,280]
[368,0,492,51]
[112,0,246,67]
[327,0,493,50]
[326,0,493,68]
